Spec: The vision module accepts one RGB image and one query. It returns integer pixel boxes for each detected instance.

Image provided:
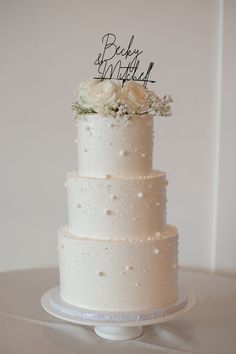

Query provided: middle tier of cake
[66,170,167,240]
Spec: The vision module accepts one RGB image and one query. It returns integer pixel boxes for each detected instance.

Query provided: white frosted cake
[58,79,178,312]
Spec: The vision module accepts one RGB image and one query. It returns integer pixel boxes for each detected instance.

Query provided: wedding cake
[58,79,178,312]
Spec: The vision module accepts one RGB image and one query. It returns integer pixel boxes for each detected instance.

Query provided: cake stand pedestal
[94,325,143,340]
[41,286,195,341]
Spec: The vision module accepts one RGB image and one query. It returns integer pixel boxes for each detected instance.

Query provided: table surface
[0,268,236,354]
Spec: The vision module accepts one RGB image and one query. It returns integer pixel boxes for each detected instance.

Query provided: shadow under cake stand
[41,285,195,341]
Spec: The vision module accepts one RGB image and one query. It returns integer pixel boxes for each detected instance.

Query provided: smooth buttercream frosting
[66,170,167,240]
[76,114,153,178]
[59,104,178,312]
[58,226,178,311]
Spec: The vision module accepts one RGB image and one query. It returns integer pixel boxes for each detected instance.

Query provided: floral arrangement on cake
[72,79,173,119]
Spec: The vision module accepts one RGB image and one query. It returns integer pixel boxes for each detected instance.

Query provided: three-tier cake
[58,79,178,312]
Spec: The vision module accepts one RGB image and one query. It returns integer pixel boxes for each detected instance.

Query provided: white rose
[78,79,101,109]
[122,81,149,112]
[89,80,122,113]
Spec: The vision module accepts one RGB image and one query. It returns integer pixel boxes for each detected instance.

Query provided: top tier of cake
[76,114,153,178]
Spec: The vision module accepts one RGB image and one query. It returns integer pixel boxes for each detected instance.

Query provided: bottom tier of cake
[58,226,178,312]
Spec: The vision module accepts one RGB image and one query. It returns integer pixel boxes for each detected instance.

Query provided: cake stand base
[95,325,143,340]
[41,285,195,341]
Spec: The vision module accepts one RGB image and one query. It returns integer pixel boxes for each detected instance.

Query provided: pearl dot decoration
[64,182,68,188]
[147,236,154,241]
[110,194,117,200]
[155,231,161,237]
[137,192,144,198]
[141,153,146,158]
[156,202,160,207]
[58,243,64,249]
[126,265,133,270]
[132,217,137,222]
[135,283,141,287]
[119,150,129,157]
[74,139,78,144]
[154,248,160,254]
[103,209,112,216]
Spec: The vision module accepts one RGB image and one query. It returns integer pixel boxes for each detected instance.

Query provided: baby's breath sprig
[144,91,173,117]
[72,101,96,119]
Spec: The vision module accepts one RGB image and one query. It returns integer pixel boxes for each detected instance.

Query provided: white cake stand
[41,285,195,341]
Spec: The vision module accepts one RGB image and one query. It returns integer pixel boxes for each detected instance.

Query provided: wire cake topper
[94,33,155,87]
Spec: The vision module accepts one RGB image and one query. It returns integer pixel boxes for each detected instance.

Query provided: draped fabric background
[0,0,235,273]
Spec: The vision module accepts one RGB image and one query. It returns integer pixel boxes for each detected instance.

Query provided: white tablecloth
[0,268,236,354]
